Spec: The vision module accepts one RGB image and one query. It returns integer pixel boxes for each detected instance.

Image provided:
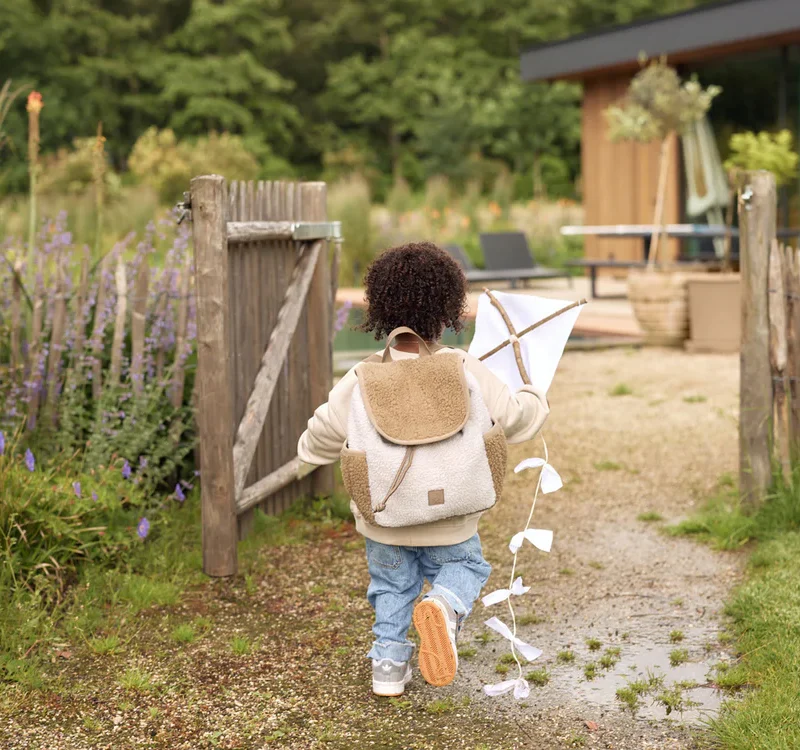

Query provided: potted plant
[685,130,798,352]
[604,58,720,345]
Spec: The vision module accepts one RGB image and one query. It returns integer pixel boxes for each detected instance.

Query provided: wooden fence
[739,170,800,507]
[190,176,338,577]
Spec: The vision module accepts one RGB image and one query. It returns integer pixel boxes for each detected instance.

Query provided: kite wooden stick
[477,293,588,371]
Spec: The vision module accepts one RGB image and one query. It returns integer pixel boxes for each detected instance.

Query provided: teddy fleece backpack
[340,327,508,528]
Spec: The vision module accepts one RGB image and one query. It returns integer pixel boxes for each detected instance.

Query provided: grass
[669,648,689,667]
[425,697,458,715]
[594,460,623,472]
[171,623,196,644]
[231,636,252,655]
[683,395,707,404]
[89,635,121,655]
[598,647,621,670]
[498,653,518,665]
[656,686,695,715]
[585,638,602,651]
[588,561,605,570]
[583,662,598,680]
[495,663,511,675]
[637,511,663,522]
[525,669,550,687]
[0,489,352,688]
[609,383,633,397]
[474,631,491,645]
[516,613,546,626]
[669,629,685,643]
[559,567,575,576]
[669,472,800,748]
[556,649,576,663]
[615,686,642,713]
[457,646,477,658]
[119,667,153,691]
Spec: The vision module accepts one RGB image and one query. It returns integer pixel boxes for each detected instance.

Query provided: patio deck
[335,276,641,340]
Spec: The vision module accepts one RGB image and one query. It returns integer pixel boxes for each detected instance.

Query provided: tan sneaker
[413,595,459,687]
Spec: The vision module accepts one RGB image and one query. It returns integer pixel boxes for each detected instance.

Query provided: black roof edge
[520,0,745,59]
[520,0,800,82]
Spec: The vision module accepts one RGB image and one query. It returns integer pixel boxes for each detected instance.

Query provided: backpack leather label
[428,489,445,506]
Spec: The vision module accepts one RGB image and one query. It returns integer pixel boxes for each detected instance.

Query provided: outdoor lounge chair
[473,232,572,288]
[443,244,475,271]
[445,237,572,288]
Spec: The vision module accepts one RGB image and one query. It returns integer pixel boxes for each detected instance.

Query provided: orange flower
[431,209,440,219]
[26,91,43,114]
[488,201,502,217]
[461,216,471,228]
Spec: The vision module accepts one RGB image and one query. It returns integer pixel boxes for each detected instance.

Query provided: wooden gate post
[739,170,776,510]
[191,175,238,576]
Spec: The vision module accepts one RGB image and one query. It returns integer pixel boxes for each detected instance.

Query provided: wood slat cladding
[581,76,681,266]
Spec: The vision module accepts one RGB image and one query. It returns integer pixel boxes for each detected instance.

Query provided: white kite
[469,289,585,701]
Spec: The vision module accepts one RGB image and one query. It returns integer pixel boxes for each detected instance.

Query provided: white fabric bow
[514,457,563,494]
[509,528,553,555]
[485,617,543,662]
[481,576,530,607]
[483,677,530,700]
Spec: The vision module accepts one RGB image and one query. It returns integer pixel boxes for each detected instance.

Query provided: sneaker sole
[413,600,457,687]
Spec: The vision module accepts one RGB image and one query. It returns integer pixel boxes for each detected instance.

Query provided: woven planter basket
[627,269,691,346]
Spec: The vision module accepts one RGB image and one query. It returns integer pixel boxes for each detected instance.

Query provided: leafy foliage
[605,58,721,144]
[0,0,716,195]
[724,130,799,187]
[128,128,262,203]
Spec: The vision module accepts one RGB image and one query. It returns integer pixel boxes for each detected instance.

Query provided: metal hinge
[176,192,192,224]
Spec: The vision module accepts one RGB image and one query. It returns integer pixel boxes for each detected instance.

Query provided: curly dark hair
[360,241,468,341]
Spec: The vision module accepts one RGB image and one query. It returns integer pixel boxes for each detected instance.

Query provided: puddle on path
[567,642,729,725]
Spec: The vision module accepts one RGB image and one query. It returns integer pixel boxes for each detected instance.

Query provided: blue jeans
[365,534,492,663]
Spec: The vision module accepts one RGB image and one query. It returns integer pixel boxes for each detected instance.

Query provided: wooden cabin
[520,0,800,262]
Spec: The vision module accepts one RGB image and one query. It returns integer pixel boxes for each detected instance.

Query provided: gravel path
[0,348,743,750]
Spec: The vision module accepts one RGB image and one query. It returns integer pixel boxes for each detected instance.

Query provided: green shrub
[0,447,158,597]
[38,138,122,198]
[328,174,373,286]
[724,130,798,186]
[129,128,260,203]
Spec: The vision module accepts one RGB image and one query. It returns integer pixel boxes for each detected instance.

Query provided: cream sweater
[297,347,549,546]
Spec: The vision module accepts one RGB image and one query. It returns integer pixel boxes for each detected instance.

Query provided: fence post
[302,182,335,497]
[191,175,238,577]
[739,170,776,510]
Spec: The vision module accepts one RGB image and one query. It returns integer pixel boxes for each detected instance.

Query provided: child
[298,241,548,696]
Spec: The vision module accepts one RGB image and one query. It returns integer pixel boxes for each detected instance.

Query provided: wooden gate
[190,175,339,576]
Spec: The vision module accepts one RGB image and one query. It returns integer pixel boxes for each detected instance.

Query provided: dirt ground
[0,347,743,750]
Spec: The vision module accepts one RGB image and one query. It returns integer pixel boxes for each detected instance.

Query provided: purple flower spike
[72,481,81,498]
[175,483,186,502]
[333,300,353,333]
[122,460,131,479]
[0,431,4,456]
[25,449,35,472]
[137,517,150,539]
[91,492,98,502]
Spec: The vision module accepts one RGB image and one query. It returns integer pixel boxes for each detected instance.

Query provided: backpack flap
[356,353,470,445]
